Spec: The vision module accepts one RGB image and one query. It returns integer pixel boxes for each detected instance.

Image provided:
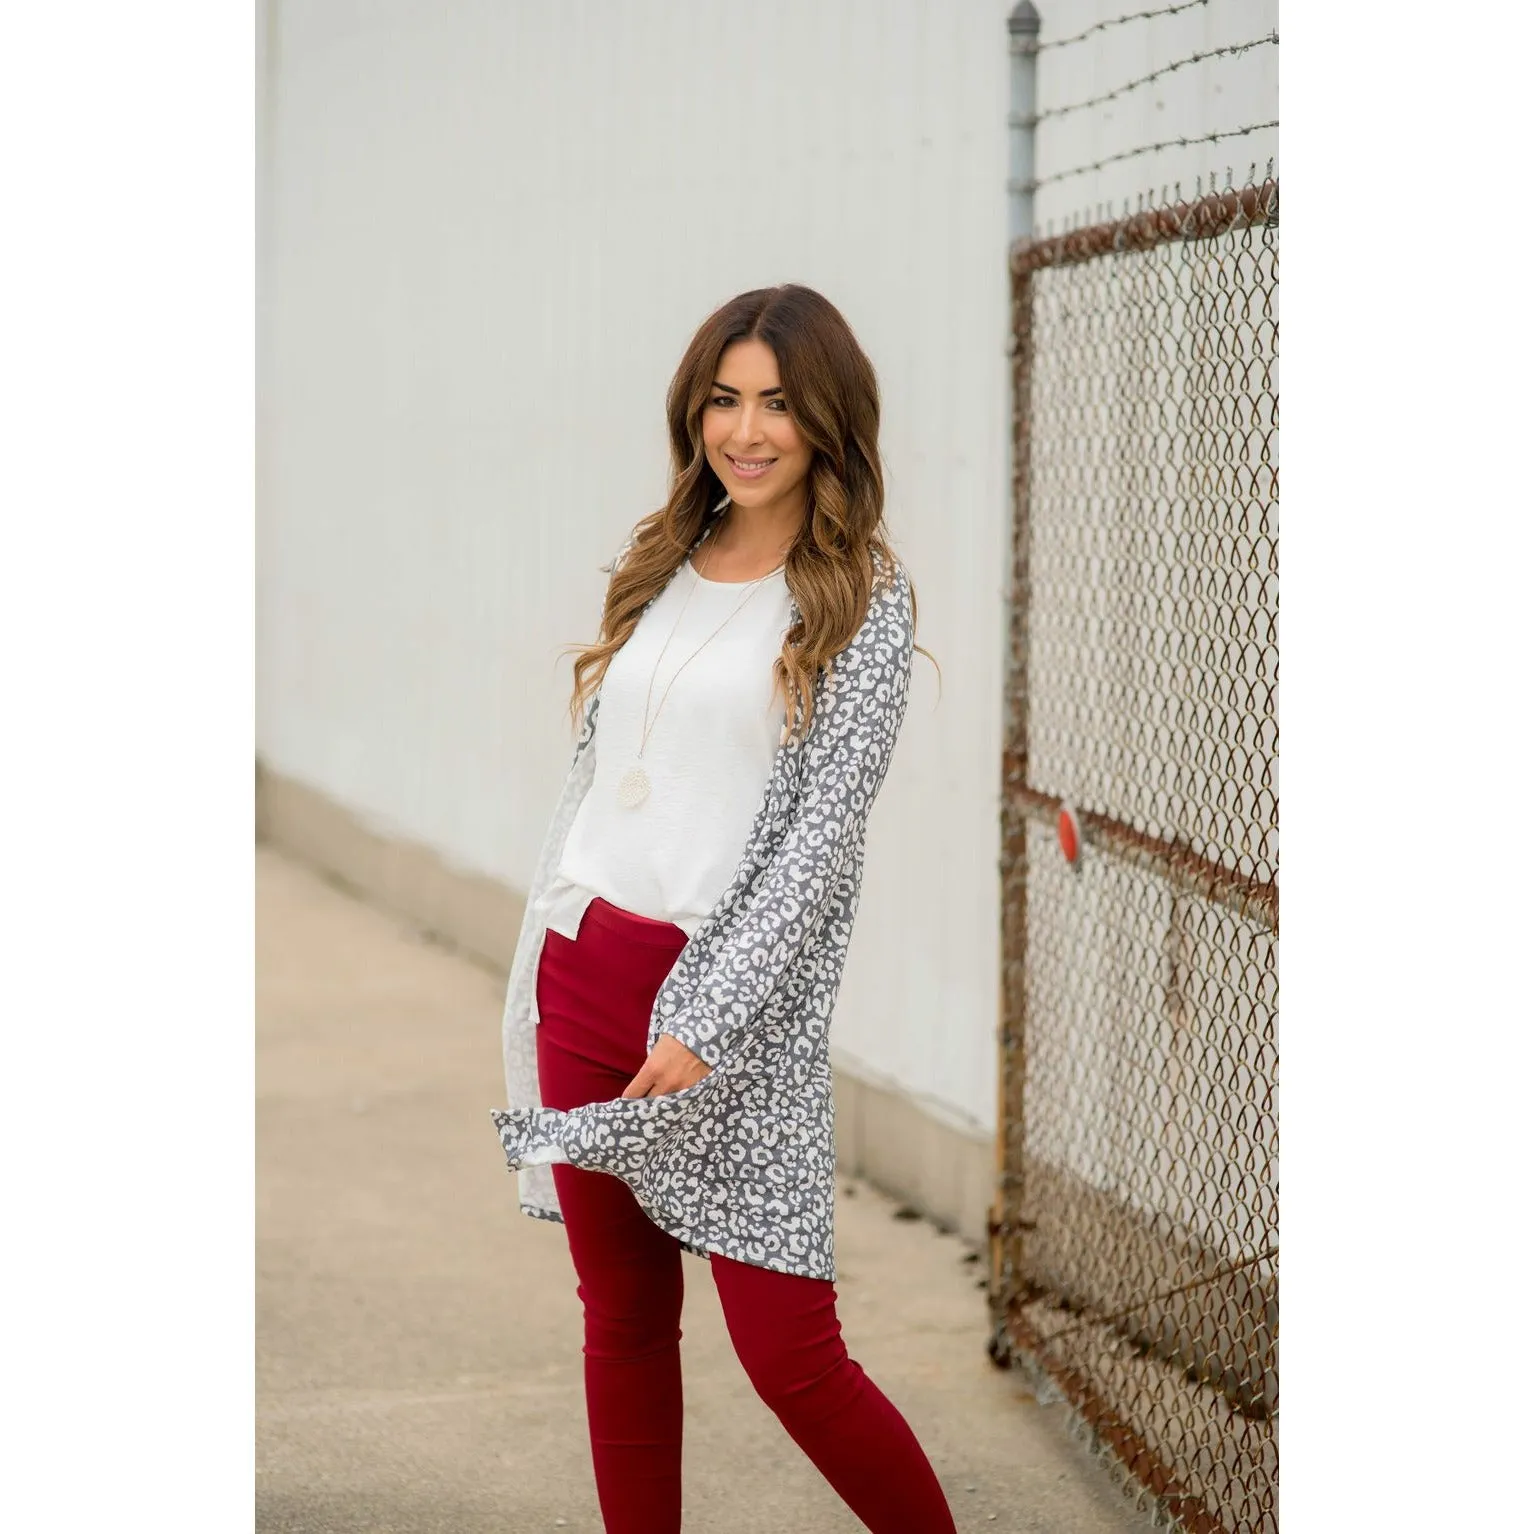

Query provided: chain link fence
[991,175,1278,1534]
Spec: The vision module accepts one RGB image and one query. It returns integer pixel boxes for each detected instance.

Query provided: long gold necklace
[616,534,783,810]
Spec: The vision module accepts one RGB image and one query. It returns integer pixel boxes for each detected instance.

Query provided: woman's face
[700,338,814,519]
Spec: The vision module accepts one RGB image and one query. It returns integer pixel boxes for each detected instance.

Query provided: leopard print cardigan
[490,508,914,1281]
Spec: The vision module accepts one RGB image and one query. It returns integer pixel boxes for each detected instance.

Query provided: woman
[491,284,952,1533]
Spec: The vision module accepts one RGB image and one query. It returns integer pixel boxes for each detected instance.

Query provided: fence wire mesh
[992,175,1278,1534]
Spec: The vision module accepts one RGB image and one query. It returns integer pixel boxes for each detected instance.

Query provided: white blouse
[533,547,795,948]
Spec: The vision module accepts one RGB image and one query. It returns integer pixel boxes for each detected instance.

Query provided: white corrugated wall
[256,0,1277,1146]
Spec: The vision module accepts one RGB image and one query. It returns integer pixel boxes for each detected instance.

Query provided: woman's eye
[710,395,788,410]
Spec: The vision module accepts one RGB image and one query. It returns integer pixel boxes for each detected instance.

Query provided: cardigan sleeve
[658,560,915,1071]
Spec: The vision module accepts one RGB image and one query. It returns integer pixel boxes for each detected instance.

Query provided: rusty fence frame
[990,178,1279,1534]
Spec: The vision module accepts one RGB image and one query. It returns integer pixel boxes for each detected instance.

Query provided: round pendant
[617,765,651,809]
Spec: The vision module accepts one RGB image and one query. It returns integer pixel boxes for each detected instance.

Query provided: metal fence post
[993,0,1041,1361]
[1007,2,1041,244]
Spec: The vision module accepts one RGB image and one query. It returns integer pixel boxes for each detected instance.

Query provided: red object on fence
[1057,804,1081,865]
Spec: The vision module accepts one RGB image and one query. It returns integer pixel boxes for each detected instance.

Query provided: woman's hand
[619,1034,713,1099]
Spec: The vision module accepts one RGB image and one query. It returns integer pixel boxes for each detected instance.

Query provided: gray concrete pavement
[256,845,1156,1534]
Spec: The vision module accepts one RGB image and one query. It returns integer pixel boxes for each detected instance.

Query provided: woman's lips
[727,454,776,480]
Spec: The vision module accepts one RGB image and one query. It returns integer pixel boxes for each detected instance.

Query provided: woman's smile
[726,453,777,479]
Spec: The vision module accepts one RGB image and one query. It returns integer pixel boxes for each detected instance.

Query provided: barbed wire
[1028,32,1278,126]
[1033,0,1211,54]
[1027,120,1279,192]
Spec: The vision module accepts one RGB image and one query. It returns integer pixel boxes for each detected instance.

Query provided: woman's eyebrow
[711,381,784,397]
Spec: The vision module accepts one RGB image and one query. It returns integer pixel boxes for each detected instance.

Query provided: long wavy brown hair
[566,284,938,742]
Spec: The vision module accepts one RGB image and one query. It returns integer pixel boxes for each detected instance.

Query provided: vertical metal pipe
[1007,3,1041,245]
[991,0,1042,1359]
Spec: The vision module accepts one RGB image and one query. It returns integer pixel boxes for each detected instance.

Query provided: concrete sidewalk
[256,845,1154,1534]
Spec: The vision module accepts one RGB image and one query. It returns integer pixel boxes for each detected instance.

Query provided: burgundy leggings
[534,895,957,1534]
